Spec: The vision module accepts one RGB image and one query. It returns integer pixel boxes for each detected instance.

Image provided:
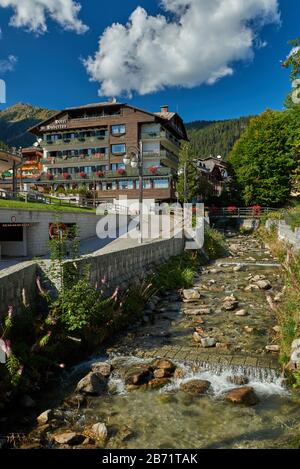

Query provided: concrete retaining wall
[66,235,186,290]
[0,233,186,317]
[266,219,300,250]
[0,261,37,317]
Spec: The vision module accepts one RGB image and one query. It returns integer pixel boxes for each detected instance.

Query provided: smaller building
[196,156,230,197]
[0,148,23,192]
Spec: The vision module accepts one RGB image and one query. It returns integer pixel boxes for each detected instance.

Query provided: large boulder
[148,378,170,389]
[124,366,152,386]
[91,362,113,377]
[152,359,176,373]
[225,387,259,406]
[76,372,107,395]
[180,380,211,395]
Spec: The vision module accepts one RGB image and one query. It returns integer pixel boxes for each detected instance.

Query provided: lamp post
[178,161,188,204]
[123,141,144,243]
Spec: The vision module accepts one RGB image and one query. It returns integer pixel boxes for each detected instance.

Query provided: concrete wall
[266,219,300,251]
[66,235,186,290]
[0,208,102,257]
[0,261,37,317]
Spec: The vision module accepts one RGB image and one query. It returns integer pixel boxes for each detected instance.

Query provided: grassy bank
[257,226,300,386]
[0,199,95,213]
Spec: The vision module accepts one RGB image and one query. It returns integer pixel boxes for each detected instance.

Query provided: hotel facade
[29,102,188,202]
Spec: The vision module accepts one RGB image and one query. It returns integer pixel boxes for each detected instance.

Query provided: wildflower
[101,276,107,285]
[111,287,119,301]
[4,340,12,357]
[17,366,24,376]
[58,363,65,369]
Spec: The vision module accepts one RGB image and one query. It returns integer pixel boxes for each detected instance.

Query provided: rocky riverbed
[3,233,300,449]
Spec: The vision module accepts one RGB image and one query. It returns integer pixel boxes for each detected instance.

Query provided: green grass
[0,199,95,213]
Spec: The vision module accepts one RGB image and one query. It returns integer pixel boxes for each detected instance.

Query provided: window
[119,180,133,190]
[153,178,169,189]
[111,124,126,135]
[111,163,125,171]
[111,144,126,155]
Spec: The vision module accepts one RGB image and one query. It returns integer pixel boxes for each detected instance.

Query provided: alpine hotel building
[29,102,188,202]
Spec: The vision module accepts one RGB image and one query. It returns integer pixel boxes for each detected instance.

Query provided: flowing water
[14,234,300,449]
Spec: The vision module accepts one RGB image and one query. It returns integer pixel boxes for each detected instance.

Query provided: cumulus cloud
[84,0,280,97]
[0,54,17,73]
[0,0,88,34]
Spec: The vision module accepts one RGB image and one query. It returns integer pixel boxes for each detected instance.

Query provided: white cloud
[84,0,280,97]
[0,54,17,73]
[0,0,88,34]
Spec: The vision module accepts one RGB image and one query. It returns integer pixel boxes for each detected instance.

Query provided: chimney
[160,105,169,114]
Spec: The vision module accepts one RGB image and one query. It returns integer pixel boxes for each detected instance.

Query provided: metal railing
[43,134,109,147]
[207,207,280,218]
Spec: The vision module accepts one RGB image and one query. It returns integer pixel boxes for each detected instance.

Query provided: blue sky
[0,0,299,123]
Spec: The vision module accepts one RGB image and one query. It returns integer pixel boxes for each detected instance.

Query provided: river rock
[244,285,260,292]
[256,280,272,290]
[76,372,107,395]
[244,326,254,334]
[91,423,108,440]
[153,368,172,379]
[222,301,239,311]
[201,337,216,348]
[185,307,211,316]
[235,309,247,317]
[193,331,202,343]
[37,409,53,425]
[225,387,259,406]
[180,380,211,395]
[125,365,151,385]
[182,289,201,300]
[54,432,85,446]
[152,358,176,373]
[216,342,232,350]
[227,375,249,386]
[91,362,113,377]
[265,345,280,352]
[148,378,170,389]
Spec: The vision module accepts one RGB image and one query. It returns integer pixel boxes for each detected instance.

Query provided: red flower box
[63,173,70,180]
[116,168,126,175]
[96,171,105,177]
[79,172,87,178]
[251,205,262,215]
[227,205,238,213]
[46,173,53,180]
[149,166,158,174]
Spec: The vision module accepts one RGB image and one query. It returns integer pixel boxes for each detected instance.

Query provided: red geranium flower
[79,172,87,178]
[63,172,70,179]
[96,171,105,177]
[148,166,158,174]
[116,168,126,175]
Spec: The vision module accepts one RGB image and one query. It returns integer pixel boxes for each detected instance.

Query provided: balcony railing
[37,167,173,183]
[141,130,180,148]
[43,134,109,147]
[41,154,109,165]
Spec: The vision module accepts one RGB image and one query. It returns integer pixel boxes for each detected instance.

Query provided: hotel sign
[41,119,68,131]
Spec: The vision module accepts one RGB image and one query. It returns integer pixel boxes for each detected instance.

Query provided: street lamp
[123,141,144,243]
[178,161,188,204]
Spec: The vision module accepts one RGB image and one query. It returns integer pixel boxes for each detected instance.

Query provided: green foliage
[203,226,226,259]
[154,253,197,290]
[228,110,298,206]
[187,116,252,159]
[6,355,22,387]
[52,279,107,333]
[176,142,199,202]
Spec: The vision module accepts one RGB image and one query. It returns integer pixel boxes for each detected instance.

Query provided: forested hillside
[187,116,253,159]
[0,103,56,148]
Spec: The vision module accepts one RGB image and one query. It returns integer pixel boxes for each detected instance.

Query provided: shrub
[203,226,226,259]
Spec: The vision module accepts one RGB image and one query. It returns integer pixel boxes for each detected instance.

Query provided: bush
[203,227,226,259]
